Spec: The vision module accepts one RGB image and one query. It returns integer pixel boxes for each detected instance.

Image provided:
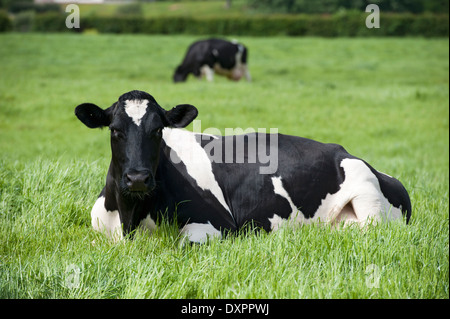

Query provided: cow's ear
[75,103,111,128]
[165,104,198,128]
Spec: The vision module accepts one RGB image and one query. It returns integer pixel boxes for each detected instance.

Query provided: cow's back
[207,133,410,229]
[203,133,349,228]
[155,130,411,234]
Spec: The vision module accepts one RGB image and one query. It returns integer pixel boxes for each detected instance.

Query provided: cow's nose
[125,170,151,192]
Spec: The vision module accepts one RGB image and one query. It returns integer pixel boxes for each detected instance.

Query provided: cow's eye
[110,127,123,138]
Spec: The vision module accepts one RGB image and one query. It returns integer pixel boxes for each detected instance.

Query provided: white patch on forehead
[91,196,123,242]
[162,128,233,218]
[124,99,148,126]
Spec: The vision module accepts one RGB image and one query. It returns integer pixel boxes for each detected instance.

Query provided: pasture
[0,33,448,299]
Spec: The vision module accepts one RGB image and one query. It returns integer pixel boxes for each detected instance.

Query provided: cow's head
[75,90,198,196]
[173,65,188,82]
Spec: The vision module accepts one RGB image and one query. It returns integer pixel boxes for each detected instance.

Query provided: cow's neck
[105,162,155,236]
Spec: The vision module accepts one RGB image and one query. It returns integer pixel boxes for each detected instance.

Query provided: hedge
[0,10,12,32]
[1,12,449,37]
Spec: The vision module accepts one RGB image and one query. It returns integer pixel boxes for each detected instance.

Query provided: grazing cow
[75,90,411,243]
[173,38,251,82]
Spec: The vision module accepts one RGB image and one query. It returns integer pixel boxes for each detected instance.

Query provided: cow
[173,38,251,83]
[75,90,411,243]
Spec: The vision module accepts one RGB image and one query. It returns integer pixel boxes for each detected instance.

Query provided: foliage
[245,0,449,14]
[6,1,61,14]
[12,10,35,32]
[1,0,448,36]
[0,10,11,32]
[115,2,144,17]
[22,12,449,37]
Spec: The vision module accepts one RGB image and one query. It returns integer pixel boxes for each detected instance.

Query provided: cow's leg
[200,65,214,82]
[180,221,222,243]
[91,196,123,242]
[243,64,251,82]
[335,159,403,226]
[350,189,403,225]
[137,215,157,234]
[332,203,359,227]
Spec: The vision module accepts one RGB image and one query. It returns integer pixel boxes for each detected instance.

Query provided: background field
[0,33,448,298]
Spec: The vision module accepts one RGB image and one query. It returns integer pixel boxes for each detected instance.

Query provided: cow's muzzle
[124,169,154,193]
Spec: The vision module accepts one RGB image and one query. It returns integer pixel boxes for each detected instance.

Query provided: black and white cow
[75,90,411,243]
[173,38,251,82]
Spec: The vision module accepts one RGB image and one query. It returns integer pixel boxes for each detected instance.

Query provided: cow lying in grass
[75,90,411,242]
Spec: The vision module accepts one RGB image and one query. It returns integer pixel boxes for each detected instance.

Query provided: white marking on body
[213,50,244,81]
[91,196,123,242]
[268,213,284,231]
[268,158,402,230]
[212,49,251,82]
[314,158,403,225]
[272,176,297,213]
[200,65,214,82]
[124,99,148,126]
[162,128,233,217]
[269,176,305,230]
[180,221,222,243]
[138,215,157,233]
[333,203,359,227]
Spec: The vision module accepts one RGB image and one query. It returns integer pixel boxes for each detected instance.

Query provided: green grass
[0,33,448,299]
